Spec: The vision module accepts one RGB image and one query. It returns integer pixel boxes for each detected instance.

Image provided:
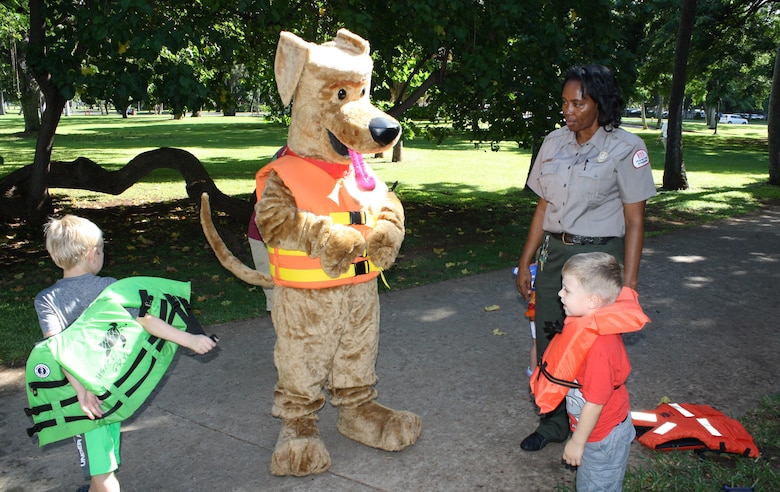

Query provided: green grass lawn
[1,112,778,489]
[1,113,777,366]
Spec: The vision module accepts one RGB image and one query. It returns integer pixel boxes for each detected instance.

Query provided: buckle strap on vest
[538,362,620,391]
[138,290,153,318]
[25,394,76,417]
[539,362,582,389]
[28,378,69,396]
[330,210,377,228]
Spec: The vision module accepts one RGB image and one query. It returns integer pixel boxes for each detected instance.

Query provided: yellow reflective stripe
[270,259,382,283]
[275,249,308,257]
[273,248,369,258]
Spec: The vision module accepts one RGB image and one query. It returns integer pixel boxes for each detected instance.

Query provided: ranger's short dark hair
[563,64,624,130]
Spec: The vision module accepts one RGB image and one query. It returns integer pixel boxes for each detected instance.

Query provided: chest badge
[597,151,609,163]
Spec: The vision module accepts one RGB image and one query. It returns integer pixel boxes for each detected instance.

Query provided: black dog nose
[369,117,401,146]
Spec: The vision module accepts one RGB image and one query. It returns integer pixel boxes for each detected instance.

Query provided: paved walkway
[2,207,779,491]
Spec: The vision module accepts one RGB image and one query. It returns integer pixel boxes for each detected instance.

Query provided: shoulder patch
[632,149,650,169]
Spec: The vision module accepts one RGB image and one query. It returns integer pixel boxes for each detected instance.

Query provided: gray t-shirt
[526,126,657,237]
[34,274,117,337]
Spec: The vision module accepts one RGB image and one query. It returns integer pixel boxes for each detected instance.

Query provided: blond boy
[34,215,216,492]
[557,252,641,491]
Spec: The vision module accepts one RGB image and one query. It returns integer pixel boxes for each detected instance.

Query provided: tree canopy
[1,0,779,221]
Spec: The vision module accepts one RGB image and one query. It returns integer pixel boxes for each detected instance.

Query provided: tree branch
[0,147,252,222]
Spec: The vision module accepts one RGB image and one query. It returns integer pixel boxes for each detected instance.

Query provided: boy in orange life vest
[558,252,638,491]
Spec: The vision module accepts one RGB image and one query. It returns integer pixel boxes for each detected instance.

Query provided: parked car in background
[750,114,766,120]
[720,114,748,124]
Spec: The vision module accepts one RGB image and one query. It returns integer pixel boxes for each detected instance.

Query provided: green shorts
[74,422,121,479]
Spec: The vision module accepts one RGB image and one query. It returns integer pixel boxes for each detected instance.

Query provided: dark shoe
[520,431,549,451]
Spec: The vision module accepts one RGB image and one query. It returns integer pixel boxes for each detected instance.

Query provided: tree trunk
[662,0,696,191]
[19,88,42,132]
[16,35,42,134]
[769,45,780,186]
[0,148,253,223]
[392,139,403,162]
[27,89,66,224]
[27,0,68,225]
[706,106,718,128]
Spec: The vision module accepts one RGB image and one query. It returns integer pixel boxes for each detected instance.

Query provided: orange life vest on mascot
[530,287,649,414]
[256,152,382,289]
[631,402,760,457]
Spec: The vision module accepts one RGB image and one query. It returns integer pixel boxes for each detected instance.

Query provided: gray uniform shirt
[527,126,656,237]
[34,274,117,337]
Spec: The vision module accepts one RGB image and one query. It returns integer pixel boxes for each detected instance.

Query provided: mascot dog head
[200,29,401,287]
[275,29,401,163]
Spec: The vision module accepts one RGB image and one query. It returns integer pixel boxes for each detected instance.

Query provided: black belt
[548,232,616,246]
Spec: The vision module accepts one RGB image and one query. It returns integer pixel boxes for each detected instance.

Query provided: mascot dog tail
[200,192,273,288]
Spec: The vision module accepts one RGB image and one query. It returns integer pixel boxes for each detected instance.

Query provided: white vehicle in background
[719,114,748,124]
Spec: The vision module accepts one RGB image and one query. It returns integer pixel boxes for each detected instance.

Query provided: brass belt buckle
[562,233,574,245]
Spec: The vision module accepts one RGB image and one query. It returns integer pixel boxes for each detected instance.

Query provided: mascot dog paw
[271,417,331,477]
[201,29,420,477]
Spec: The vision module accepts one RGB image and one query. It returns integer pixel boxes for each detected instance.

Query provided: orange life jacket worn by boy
[530,287,650,414]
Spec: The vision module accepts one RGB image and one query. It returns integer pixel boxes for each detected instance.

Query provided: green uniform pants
[532,234,625,442]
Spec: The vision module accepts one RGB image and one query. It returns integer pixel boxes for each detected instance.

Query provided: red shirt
[573,333,631,442]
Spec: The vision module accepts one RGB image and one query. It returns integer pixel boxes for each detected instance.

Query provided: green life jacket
[25,277,202,446]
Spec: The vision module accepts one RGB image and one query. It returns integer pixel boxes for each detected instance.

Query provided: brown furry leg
[270,417,331,477]
[337,401,422,451]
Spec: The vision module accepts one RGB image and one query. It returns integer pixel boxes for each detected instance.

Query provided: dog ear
[275,31,310,106]
[333,28,370,56]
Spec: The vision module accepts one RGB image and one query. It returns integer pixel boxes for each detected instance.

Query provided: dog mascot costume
[200,29,421,477]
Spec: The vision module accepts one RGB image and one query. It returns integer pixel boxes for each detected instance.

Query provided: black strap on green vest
[25,282,217,441]
[25,331,172,437]
[28,377,70,397]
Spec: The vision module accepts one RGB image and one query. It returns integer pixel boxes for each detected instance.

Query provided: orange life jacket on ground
[529,287,650,413]
[631,402,760,458]
[256,152,381,289]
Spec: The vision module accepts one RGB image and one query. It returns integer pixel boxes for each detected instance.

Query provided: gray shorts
[575,415,636,492]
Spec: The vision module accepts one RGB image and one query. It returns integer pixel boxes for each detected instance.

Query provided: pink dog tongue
[349,149,376,191]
